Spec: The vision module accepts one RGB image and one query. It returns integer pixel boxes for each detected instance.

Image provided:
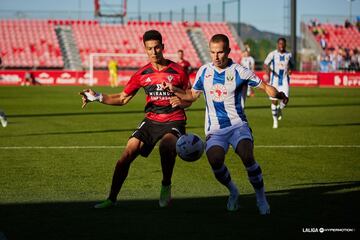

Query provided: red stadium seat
[308,22,360,50]
[199,22,243,61]
[71,20,201,68]
[0,19,245,69]
[0,19,64,68]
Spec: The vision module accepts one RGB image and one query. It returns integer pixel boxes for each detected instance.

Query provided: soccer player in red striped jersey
[80,30,191,208]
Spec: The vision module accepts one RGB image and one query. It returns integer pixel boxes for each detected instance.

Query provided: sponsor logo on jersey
[278,62,286,69]
[148,84,173,100]
[167,75,173,82]
[209,84,228,102]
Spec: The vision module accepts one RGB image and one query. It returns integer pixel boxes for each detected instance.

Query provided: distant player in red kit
[177,49,192,75]
[80,30,191,208]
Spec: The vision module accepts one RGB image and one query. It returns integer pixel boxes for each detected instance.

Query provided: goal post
[88,53,178,86]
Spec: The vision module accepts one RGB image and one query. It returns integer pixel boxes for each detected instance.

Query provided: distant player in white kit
[240,50,255,97]
[0,110,7,127]
[264,37,294,128]
[163,34,288,215]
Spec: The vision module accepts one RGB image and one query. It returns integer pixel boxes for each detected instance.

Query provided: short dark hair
[277,37,286,43]
[143,30,162,44]
[210,34,230,49]
[177,49,184,53]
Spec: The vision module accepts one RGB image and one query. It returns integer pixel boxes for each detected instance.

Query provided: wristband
[84,92,103,102]
[96,93,103,103]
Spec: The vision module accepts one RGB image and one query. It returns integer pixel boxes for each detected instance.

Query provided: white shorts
[205,124,253,153]
[269,84,289,101]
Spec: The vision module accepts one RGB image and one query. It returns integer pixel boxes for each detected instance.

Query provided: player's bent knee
[238,151,255,163]
[159,134,177,153]
[236,140,255,163]
[161,133,178,143]
[119,147,140,164]
[159,144,176,157]
[206,146,225,168]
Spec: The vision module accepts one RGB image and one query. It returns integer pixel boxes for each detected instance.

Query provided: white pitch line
[0,145,359,150]
[0,146,125,149]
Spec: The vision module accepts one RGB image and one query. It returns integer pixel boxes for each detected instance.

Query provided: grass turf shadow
[0,181,358,240]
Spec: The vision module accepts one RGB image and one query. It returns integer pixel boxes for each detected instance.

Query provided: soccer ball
[176,133,204,162]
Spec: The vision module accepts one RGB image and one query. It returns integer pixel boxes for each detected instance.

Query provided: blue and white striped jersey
[264,50,293,87]
[193,59,262,135]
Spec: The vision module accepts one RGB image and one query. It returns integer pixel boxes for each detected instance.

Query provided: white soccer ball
[176,133,204,162]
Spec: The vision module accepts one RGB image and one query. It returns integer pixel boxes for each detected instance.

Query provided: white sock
[279,101,286,109]
[212,164,239,196]
[271,104,278,117]
[255,188,266,204]
[227,181,239,196]
[246,162,267,204]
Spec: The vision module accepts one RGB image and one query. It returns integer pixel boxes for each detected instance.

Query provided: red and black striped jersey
[124,60,190,122]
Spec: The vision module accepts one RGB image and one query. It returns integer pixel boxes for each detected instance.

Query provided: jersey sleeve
[237,65,262,88]
[264,51,274,66]
[123,73,141,95]
[192,65,207,92]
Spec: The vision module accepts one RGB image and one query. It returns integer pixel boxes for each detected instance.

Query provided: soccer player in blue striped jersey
[264,38,294,128]
[163,34,288,215]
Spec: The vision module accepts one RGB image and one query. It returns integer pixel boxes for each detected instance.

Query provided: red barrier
[0,70,133,86]
[318,72,360,87]
[289,73,319,87]
[0,70,25,85]
[0,70,196,86]
[1,70,359,87]
[255,71,319,87]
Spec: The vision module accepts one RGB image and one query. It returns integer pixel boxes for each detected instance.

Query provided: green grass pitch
[0,86,359,239]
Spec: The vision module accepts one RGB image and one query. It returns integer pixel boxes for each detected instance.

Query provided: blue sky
[0,0,359,35]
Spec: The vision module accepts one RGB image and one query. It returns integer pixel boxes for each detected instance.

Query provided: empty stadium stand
[200,22,243,62]
[0,20,64,68]
[72,20,202,68]
[0,19,245,69]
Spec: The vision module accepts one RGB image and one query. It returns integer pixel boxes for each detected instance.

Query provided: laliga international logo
[209,84,228,102]
[226,74,234,82]
[167,75,174,82]
[278,62,286,69]
[205,74,213,80]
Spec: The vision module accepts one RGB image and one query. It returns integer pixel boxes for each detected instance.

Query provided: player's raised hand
[162,81,174,92]
[79,89,97,108]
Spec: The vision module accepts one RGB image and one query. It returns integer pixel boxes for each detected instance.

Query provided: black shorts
[131,118,186,157]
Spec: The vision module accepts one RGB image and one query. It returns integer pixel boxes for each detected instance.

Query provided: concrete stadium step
[188,29,211,64]
[55,26,83,70]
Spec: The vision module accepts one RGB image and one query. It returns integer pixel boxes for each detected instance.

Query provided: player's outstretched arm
[257,81,289,105]
[79,89,135,108]
[162,82,200,102]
